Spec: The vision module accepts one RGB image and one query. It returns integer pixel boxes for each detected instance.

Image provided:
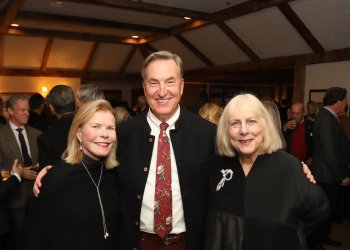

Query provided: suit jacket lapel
[3,124,22,163]
[25,126,38,165]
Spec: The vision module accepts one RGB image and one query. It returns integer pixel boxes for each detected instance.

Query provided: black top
[22,155,120,250]
[28,111,48,132]
[205,150,329,250]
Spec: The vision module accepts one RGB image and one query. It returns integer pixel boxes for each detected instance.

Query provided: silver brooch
[216,169,233,191]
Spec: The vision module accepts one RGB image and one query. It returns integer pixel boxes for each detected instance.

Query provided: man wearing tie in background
[312,87,350,249]
[0,95,41,250]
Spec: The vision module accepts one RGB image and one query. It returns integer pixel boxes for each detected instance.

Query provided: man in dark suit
[312,87,350,249]
[28,93,48,132]
[283,102,313,165]
[117,51,216,250]
[37,85,76,169]
[0,94,41,250]
[0,159,23,250]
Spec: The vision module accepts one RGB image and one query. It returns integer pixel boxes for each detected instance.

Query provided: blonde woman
[205,94,329,250]
[22,100,120,250]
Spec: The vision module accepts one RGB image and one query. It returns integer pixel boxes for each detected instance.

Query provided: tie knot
[16,128,23,133]
[160,122,169,131]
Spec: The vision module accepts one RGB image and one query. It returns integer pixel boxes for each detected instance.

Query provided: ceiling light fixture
[10,23,19,27]
[184,16,191,20]
[132,35,139,39]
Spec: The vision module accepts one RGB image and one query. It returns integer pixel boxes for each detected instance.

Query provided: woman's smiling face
[77,110,116,160]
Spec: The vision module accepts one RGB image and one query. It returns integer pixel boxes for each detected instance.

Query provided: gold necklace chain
[81,160,109,239]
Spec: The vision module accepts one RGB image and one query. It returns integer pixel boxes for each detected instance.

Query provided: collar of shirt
[9,120,25,131]
[324,106,337,117]
[147,106,180,136]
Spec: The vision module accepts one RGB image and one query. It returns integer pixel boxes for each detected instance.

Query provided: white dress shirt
[9,120,32,158]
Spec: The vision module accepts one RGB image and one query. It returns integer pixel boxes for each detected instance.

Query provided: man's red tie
[154,122,172,238]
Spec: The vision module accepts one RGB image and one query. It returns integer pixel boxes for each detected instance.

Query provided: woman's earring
[79,141,83,151]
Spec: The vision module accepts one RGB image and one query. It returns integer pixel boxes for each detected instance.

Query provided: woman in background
[199,102,223,125]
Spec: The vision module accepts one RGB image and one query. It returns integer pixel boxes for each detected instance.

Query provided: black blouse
[22,155,120,250]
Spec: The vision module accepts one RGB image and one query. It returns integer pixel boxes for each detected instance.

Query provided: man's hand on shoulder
[33,165,53,197]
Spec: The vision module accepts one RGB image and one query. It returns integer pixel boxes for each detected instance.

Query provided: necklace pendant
[104,232,109,239]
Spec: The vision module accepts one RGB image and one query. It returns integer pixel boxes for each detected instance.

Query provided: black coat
[312,108,350,183]
[37,113,74,169]
[116,107,216,250]
[205,150,329,250]
[0,175,20,236]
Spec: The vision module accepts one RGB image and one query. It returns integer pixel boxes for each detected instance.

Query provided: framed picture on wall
[309,89,326,102]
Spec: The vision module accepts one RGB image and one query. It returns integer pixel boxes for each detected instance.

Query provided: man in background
[312,87,350,249]
[37,85,76,169]
[283,102,313,165]
[0,94,40,250]
[28,93,48,131]
[75,83,105,109]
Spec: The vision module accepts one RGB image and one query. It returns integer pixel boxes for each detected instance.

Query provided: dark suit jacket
[0,175,20,235]
[28,111,48,132]
[116,108,216,250]
[0,124,41,208]
[37,113,74,169]
[283,118,313,159]
[312,108,350,183]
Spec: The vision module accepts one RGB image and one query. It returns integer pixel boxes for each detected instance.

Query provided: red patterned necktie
[154,122,172,238]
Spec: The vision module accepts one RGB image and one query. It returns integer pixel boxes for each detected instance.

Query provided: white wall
[304,60,350,106]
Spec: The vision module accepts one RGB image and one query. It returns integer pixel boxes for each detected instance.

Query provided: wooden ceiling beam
[64,0,210,20]
[187,68,293,83]
[145,0,295,43]
[278,3,324,53]
[0,68,140,80]
[40,38,54,72]
[1,47,349,82]
[7,27,139,44]
[217,22,259,61]
[118,45,137,75]
[139,45,149,59]
[211,0,295,22]
[187,47,350,74]
[175,34,214,67]
[0,0,25,33]
[0,36,3,67]
[83,42,99,72]
[16,11,169,34]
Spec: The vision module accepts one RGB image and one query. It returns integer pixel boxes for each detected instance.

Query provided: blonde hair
[141,51,183,80]
[63,99,118,169]
[216,94,283,157]
[198,103,223,125]
[262,100,286,148]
